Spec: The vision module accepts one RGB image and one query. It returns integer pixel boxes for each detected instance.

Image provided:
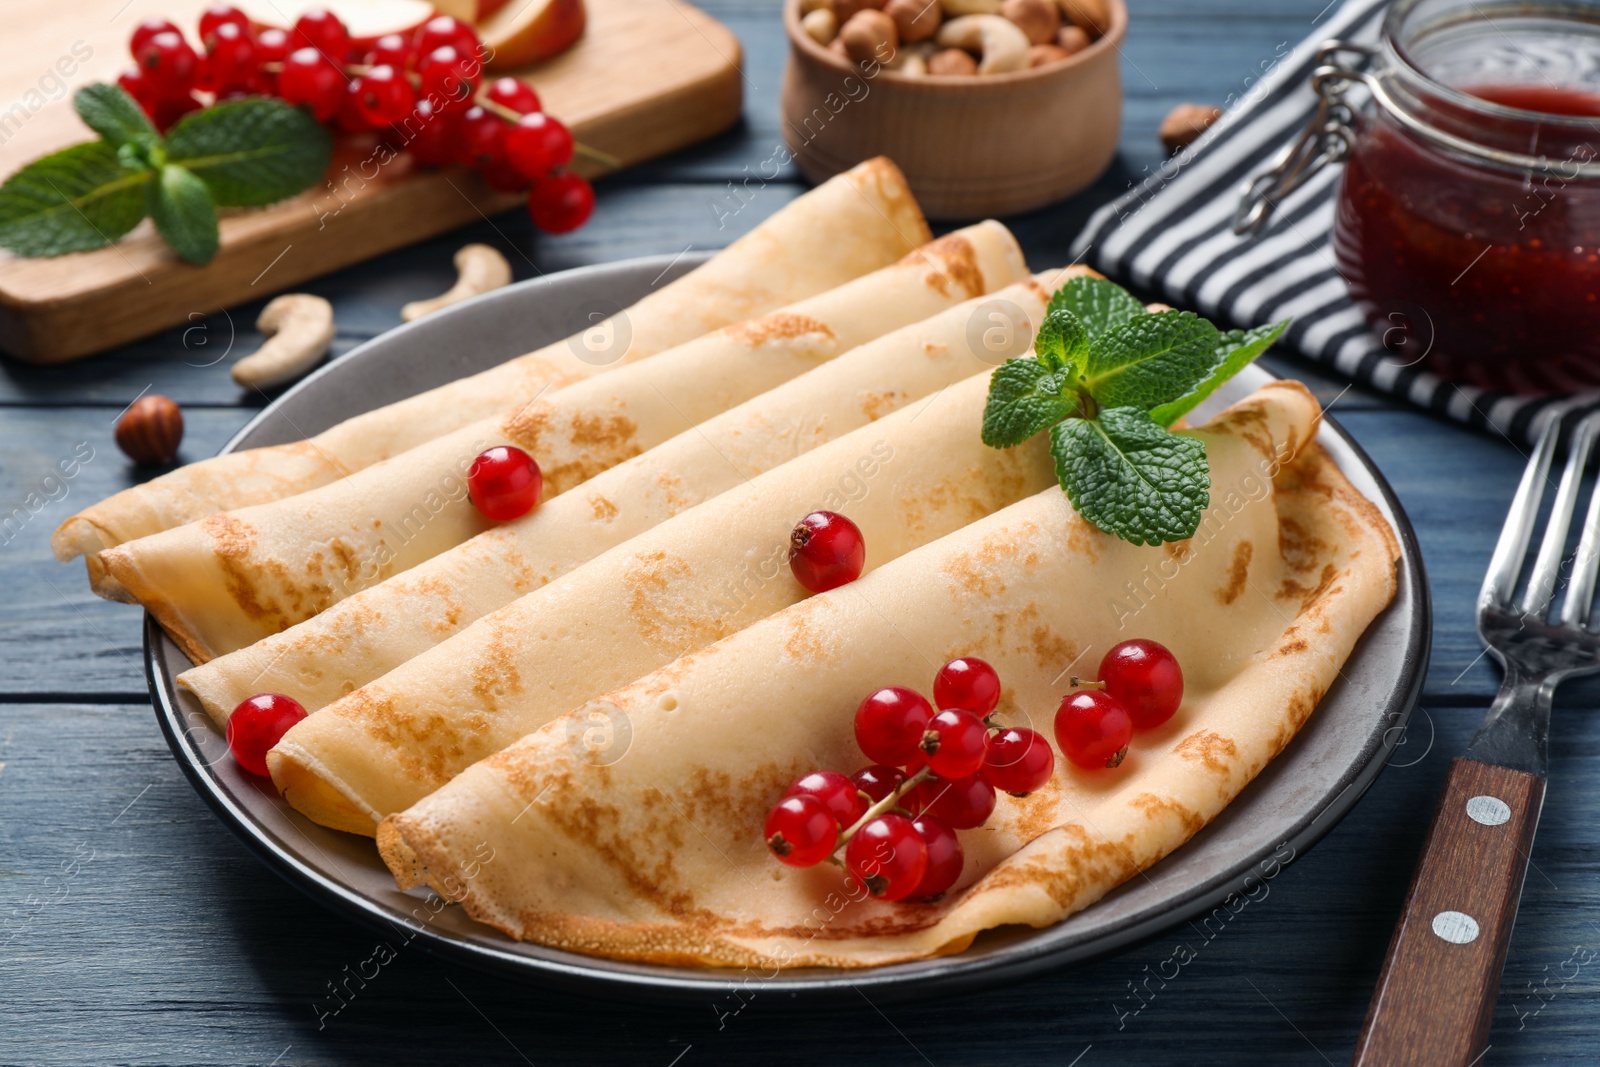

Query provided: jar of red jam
[1248,0,1600,392]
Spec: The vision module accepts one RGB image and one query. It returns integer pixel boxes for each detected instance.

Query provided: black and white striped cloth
[1070,0,1595,446]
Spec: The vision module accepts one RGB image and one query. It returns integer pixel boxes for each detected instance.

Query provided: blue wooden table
[5,2,1598,1063]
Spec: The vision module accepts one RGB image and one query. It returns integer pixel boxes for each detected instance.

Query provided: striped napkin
[1070,0,1590,446]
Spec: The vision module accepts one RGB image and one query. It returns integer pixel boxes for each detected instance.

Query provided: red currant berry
[130,18,181,60]
[199,5,251,47]
[353,65,416,126]
[764,794,836,867]
[292,8,351,61]
[910,815,963,898]
[855,686,933,766]
[486,76,541,115]
[453,105,505,168]
[528,173,595,234]
[415,15,481,59]
[397,98,455,165]
[933,656,1002,715]
[206,22,259,94]
[845,813,928,901]
[137,31,200,100]
[418,44,480,109]
[256,26,292,63]
[788,510,865,593]
[981,726,1055,795]
[785,770,867,830]
[151,92,205,132]
[277,47,346,120]
[850,764,906,806]
[505,111,572,179]
[925,773,996,829]
[226,693,307,777]
[364,33,414,71]
[467,445,542,521]
[1055,689,1133,769]
[332,83,372,131]
[1099,639,1184,729]
[117,69,154,107]
[919,708,988,779]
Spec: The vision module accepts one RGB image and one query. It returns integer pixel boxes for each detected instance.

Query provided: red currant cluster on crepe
[765,656,1055,903]
[1054,639,1184,769]
[116,7,596,234]
[788,510,865,593]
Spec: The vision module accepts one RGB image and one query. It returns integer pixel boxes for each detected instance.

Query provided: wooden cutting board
[0,0,743,364]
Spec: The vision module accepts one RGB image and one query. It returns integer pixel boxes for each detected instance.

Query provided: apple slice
[236,0,439,52]
[481,0,585,70]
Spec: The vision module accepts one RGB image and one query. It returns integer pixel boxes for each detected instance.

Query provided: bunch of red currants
[117,6,595,233]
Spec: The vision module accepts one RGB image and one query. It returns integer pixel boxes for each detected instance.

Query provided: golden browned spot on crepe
[782,601,832,662]
[468,616,526,710]
[727,312,836,347]
[1277,516,1327,573]
[861,390,906,421]
[622,549,735,656]
[590,495,619,521]
[1216,540,1254,605]
[901,233,981,299]
[1269,690,1323,755]
[971,824,1138,908]
[202,513,294,632]
[1028,623,1076,672]
[1129,793,1206,836]
[940,519,1042,597]
[409,575,465,634]
[1174,730,1239,777]
[1278,562,1340,612]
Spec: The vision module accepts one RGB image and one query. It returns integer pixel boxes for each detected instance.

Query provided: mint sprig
[0,85,331,265]
[982,277,1289,546]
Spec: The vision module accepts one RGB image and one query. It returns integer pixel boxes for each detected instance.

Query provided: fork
[1352,411,1600,1067]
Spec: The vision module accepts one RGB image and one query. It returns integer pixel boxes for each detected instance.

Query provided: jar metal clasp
[1233,41,1378,236]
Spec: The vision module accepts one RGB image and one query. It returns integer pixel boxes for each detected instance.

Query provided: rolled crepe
[179,272,1080,724]
[103,223,1027,664]
[376,383,1400,967]
[267,371,1060,834]
[53,157,930,593]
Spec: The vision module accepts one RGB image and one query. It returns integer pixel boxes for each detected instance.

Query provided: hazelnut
[799,0,831,13]
[1160,102,1223,154]
[884,0,942,42]
[830,0,867,22]
[840,9,899,64]
[1056,24,1090,53]
[1057,0,1108,38]
[803,7,838,43]
[1028,42,1071,66]
[926,46,979,75]
[940,0,1002,12]
[115,394,184,466]
[1002,0,1059,45]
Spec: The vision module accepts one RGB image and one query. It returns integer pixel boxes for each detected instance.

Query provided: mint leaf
[1081,310,1220,412]
[166,98,332,207]
[1151,320,1289,426]
[0,141,150,257]
[147,165,218,264]
[982,358,1081,448]
[1050,407,1210,545]
[1033,307,1090,373]
[74,84,159,150]
[1046,276,1146,339]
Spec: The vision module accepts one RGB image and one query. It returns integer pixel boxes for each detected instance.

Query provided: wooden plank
[1,700,1596,1064]
[0,0,744,363]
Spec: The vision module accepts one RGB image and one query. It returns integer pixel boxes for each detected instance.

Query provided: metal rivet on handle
[1466,795,1511,826]
[1432,911,1481,945]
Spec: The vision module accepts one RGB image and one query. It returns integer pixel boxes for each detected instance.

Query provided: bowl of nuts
[781,0,1126,218]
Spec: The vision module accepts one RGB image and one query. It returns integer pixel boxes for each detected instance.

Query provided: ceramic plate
[147,253,1429,1003]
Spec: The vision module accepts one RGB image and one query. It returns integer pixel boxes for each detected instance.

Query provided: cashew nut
[232,294,335,390]
[936,14,1031,73]
[400,244,513,322]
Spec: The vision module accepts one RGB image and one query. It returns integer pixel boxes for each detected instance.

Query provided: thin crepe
[267,371,1059,834]
[105,223,1027,664]
[377,383,1399,968]
[179,273,1080,724]
[54,157,930,595]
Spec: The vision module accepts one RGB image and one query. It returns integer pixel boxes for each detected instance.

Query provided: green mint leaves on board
[982,276,1289,546]
[0,85,331,265]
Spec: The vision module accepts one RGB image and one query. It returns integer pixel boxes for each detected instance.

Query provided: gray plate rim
[146,251,1430,1004]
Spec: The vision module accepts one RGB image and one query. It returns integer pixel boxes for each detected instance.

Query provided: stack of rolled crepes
[61,158,1400,968]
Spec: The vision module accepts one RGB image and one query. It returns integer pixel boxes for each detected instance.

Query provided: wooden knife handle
[1352,758,1545,1066]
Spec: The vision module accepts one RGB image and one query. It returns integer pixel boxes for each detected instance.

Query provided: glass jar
[1246,0,1600,392]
